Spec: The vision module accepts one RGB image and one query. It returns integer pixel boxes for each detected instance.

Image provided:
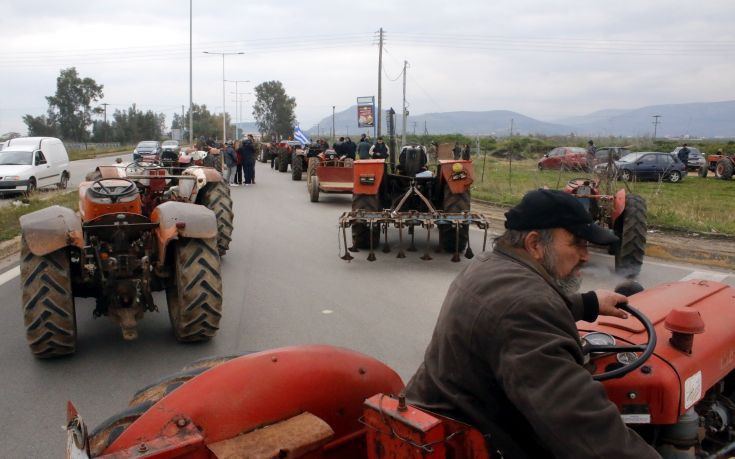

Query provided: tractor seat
[399,147,428,177]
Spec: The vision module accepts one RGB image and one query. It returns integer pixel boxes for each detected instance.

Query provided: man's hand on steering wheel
[595,290,629,319]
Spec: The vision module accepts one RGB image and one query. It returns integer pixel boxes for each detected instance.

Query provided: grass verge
[68,145,131,161]
[0,191,79,242]
[472,158,735,235]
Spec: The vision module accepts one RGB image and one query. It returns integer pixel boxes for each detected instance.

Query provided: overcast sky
[1,0,733,136]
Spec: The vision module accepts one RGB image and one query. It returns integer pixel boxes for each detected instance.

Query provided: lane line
[0,266,20,286]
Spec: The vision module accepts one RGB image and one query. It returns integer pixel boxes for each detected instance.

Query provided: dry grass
[0,191,79,242]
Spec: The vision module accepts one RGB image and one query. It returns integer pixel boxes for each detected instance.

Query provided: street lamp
[225,79,250,138]
[203,51,244,143]
[230,91,252,138]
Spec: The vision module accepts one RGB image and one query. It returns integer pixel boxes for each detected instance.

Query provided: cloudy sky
[1,0,733,136]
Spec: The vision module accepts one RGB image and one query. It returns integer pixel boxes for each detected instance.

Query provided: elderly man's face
[538,228,589,294]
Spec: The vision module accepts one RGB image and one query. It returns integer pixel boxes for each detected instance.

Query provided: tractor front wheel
[716,158,733,180]
[698,165,708,177]
[438,185,470,253]
[20,238,77,358]
[166,237,223,342]
[196,181,234,256]
[292,153,303,180]
[614,194,647,278]
[278,150,289,172]
[351,194,381,249]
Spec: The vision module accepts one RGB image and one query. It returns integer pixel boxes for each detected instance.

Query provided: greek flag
[294,126,310,146]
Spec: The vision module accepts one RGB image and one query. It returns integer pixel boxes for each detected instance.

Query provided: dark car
[616,152,687,183]
[133,141,162,161]
[671,146,705,172]
[592,147,632,174]
[537,147,590,171]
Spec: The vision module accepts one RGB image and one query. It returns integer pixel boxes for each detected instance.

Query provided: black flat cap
[505,189,619,246]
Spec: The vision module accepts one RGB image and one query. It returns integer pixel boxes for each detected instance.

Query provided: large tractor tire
[166,237,223,342]
[203,153,223,173]
[613,194,647,278]
[292,153,303,181]
[20,238,76,358]
[196,181,234,256]
[716,158,733,180]
[310,176,320,202]
[698,165,708,178]
[278,150,289,172]
[438,185,470,253]
[351,194,381,249]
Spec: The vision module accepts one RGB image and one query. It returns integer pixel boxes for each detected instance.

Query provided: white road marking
[680,271,729,282]
[321,309,334,314]
[0,266,20,286]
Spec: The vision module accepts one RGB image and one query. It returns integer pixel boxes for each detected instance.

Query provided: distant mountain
[302,100,735,138]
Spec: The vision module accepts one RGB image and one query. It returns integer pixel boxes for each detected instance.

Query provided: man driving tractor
[405,189,660,458]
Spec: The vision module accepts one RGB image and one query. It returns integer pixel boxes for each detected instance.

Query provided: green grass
[0,191,79,242]
[68,145,131,161]
[472,158,735,235]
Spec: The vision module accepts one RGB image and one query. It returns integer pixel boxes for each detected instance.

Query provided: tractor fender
[19,205,83,256]
[439,159,475,195]
[611,188,627,224]
[352,159,385,195]
[96,165,127,179]
[151,201,217,265]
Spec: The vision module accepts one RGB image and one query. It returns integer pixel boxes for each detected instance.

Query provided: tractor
[339,145,488,262]
[700,153,734,180]
[65,280,735,459]
[273,140,305,175]
[306,145,354,202]
[19,172,224,358]
[564,177,647,277]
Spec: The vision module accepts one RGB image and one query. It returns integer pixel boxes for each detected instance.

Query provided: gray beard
[542,248,583,296]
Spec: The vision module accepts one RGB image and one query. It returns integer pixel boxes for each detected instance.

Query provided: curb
[0,236,21,262]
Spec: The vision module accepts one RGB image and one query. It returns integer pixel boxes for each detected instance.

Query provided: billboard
[357,96,375,128]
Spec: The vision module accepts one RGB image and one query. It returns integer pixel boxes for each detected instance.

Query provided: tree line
[23,67,299,145]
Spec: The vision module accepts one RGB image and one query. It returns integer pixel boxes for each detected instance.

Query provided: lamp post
[189,0,193,147]
[332,105,336,144]
[203,51,244,143]
[226,80,250,138]
[230,91,251,138]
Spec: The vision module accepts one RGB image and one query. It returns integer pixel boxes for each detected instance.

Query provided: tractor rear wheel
[292,153,303,180]
[278,150,289,172]
[351,194,381,249]
[310,176,320,202]
[166,237,223,342]
[614,194,647,278]
[196,181,234,256]
[20,238,76,358]
[698,165,708,177]
[438,185,470,253]
[716,158,733,180]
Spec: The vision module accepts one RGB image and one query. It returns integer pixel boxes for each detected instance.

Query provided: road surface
[0,161,732,457]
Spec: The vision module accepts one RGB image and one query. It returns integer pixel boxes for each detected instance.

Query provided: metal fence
[64,142,121,151]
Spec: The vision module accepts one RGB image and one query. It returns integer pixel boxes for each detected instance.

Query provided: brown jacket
[405,244,659,458]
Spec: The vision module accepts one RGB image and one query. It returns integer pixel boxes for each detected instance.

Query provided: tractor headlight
[452,163,464,173]
[451,162,467,180]
[359,175,375,185]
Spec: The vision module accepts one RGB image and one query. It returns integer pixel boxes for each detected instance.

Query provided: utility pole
[203,51,244,143]
[377,27,384,137]
[424,120,428,135]
[412,122,417,136]
[332,106,336,143]
[181,105,185,140]
[189,0,193,146]
[652,115,662,140]
[401,60,408,147]
[101,102,109,142]
[509,118,514,192]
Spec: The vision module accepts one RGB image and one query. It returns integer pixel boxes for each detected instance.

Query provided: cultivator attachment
[339,184,489,262]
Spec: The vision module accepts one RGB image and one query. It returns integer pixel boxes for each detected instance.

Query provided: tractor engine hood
[578,280,735,425]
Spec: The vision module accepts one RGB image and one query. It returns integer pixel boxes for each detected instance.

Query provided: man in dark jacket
[239,134,257,185]
[344,137,357,160]
[406,189,659,459]
[369,137,389,159]
[223,142,238,186]
[677,143,690,167]
[452,142,462,160]
[357,136,372,159]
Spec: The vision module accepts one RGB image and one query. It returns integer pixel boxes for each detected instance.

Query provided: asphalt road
[0,161,733,457]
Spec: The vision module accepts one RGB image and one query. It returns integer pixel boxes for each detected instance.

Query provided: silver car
[671,146,705,171]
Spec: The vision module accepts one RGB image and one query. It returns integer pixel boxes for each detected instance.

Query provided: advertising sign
[357,96,375,128]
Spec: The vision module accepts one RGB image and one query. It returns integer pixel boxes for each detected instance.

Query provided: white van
[0,137,70,194]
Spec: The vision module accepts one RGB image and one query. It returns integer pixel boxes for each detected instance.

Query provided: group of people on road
[224,134,257,186]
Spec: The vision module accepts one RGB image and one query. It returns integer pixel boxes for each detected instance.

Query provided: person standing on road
[369,137,389,159]
[462,143,471,161]
[241,134,257,185]
[358,136,372,159]
[678,143,690,167]
[235,142,244,185]
[223,142,238,186]
[452,142,462,160]
[405,189,659,459]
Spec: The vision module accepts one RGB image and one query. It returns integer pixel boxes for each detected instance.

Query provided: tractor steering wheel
[583,303,657,381]
[90,178,138,201]
[125,159,162,174]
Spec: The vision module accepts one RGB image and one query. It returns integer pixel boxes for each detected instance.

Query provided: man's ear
[524,230,545,262]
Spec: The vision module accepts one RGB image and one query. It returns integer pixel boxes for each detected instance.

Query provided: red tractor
[339,145,489,262]
[306,146,354,202]
[565,177,647,277]
[65,280,735,459]
[700,152,735,180]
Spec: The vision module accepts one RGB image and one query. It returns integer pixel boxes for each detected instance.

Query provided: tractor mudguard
[151,201,217,265]
[353,159,385,195]
[198,166,223,183]
[611,188,626,223]
[95,165,126,179]
[439,159,474,195]
[19,205,83,256]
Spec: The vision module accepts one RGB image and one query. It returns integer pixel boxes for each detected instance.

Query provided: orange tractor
[699,152,734,180]
[306,145,354,202]
[339,145,488,262]
[19,163,226,358]
[66,280,735,458]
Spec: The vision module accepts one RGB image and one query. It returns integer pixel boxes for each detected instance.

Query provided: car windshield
[162,141,178,146]
[0,150,33,165]
[619,153,644,163]
[137,141,158,148]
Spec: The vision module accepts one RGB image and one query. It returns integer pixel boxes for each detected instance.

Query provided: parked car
[616,152,687,183]
[537,147,590,171]
[160,140,181,164]
[671,146,705,172]
[592,147,632,174]
[133,141,162,161]
[0,136,70,194]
